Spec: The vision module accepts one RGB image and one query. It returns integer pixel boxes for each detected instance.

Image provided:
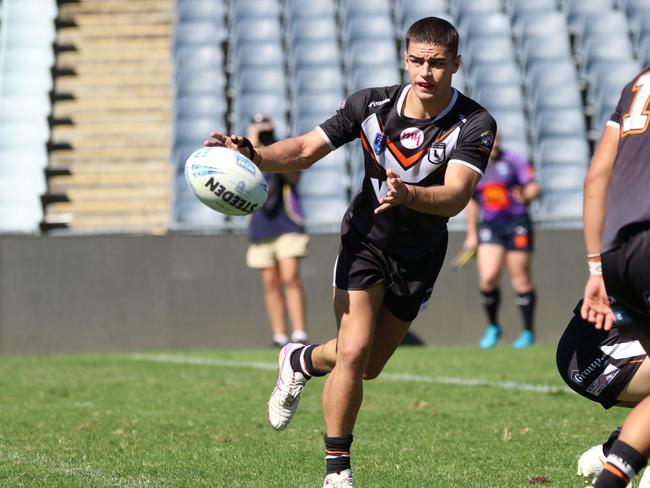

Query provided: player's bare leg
[506,251,536,348]
[477,243,505,348]
[278,256,308,343]
[591,340,650,487]
[260,266,288,346]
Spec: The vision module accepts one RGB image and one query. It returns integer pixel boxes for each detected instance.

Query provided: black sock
[603,427,622,456]
[515,289,536,331]
[594,440,647,488]
[324,434,353,475]
[290,344,327,378]
[480,288,500,325]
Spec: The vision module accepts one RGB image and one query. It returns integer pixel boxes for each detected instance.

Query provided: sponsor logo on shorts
[570,357,603,384]
[400,127,424,149]
[586,364,620,396]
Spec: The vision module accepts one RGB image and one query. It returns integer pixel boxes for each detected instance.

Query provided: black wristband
[234,136,259,165]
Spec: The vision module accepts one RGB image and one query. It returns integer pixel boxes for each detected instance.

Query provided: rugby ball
[184,146,268,216]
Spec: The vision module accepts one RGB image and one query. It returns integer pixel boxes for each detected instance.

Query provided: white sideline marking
[129,353,572,395]
[1,449,164,487]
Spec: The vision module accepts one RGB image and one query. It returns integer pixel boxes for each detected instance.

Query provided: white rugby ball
[184,146,268,216]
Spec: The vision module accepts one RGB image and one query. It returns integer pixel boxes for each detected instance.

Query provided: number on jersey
[622,72,650,136]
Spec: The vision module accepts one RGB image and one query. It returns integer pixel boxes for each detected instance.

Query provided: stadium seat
[347,66,401,93]
[229,0,281,22]
[514,12,569,43]
[301,195,349,230]
[175,118,223,146]
[175,69,227,96]
[287,18,338,45]
[539,166,586,192]
[175,46,224,74]
[285,0,337,23]
[464,36,517,66]
[474,85,525,112]
[506,0,558,26]
[339,0,391,18]
[398,10,452,38]
[299,167,349,200]
[529,84,583,113]
[452,0,502,21]
[230,18,282,46]
[519,35,573,72]
[532,108,587,142]
[534,137,591,168]
[347,40,398,67]
[293,68,345,97]
[459,13,512,40]
[230,43,285,74]
[175,95,227,122]
[489,110,529,145]
[233,68,287,97]
[315,147,348,172]
[467,63,523,91]
[177,0,226,23]
[564,0,616,34]
[342,16,395,45]
[174,21,225,49]
[537,191,583,221]
[289,42,342,74]
[292,93,344,119]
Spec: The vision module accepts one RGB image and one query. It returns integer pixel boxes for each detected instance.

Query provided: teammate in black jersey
[206,17,496,487]
[577,66,650,488]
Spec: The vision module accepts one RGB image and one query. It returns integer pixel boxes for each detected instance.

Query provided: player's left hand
[375,169,414,214]
[511,185,525,204]
[581,274,615,331]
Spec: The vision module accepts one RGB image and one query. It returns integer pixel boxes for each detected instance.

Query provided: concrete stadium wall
[0,230,587,355]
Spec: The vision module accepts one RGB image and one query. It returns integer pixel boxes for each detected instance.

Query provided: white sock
[273,334,288,345]
[291,330,308,342]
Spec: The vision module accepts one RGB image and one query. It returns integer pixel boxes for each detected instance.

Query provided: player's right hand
[581,275,615,331]
[204,132,258,164]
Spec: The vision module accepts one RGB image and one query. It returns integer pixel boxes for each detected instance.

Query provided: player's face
[404,42,460,101]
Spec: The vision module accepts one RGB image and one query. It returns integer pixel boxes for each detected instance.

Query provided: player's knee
[337,343,371,374]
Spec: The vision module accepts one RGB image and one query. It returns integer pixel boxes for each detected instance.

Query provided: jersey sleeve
[608,85,628,127]
[448,110,497,175]
[316,90,369,149]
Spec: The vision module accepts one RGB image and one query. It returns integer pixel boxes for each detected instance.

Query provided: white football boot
[267,343,308,430]
[323,469,354,488]
[577,444,633,487]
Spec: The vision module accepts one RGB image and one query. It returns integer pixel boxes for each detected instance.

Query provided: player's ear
[451,55,461,74]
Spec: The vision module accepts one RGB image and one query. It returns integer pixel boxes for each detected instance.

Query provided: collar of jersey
[397,85,458,122]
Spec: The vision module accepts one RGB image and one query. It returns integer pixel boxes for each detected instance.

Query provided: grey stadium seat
[177,1,226,24]
[175,69,226,96]
[293,67,345,96]
[539,166,586,192]
[175,95,227,121]
[534,137,591,168]
[288,18,338,45]
[532,108,587,141]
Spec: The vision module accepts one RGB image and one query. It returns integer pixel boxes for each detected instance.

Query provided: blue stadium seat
[177,1,226,24]
[233,68,287,97]
[514,12,569,43]
[285,0,337,23]
[339,0,391,18]
[467,62,523,91]
[230,18,282,46]
[539,166,586,192]
[506,0,558,27]
[175,46,224,74]
[302,195,349,230]
[537,191,583,221]
[230,43,285,74]
[347,66,401,93]
[288,42,342,74]
[347,40,398,67]
[489,110,529,145]
[564,0,616,34]
[292,93,343,119]
[452,0,502,22]
[176,69,226,96]
[342,16,395,45]
[532,108,587,142]
[534,137,591,168]
[299,167,348,200]
[529,84,583,113]
[525,60,579,97]
[229,0,281,22]
[459,13,512,40]
[175,118,223,146]
[464,36,517,66]
[474,85,525,112]
[175,95,227,122]
[287,18,338,45]
[293,68,345,97]
[519,35,573,72]
[398,10,452,38]
[174,21,225,49]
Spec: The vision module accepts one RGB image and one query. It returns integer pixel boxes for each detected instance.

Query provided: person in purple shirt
[463,132,540,348]
[245,114,310,348]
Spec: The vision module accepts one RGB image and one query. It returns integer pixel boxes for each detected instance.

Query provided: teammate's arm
[205,129,332,173]
[463,198,479,250]
[581,124,620,330]
[375,163,481,216]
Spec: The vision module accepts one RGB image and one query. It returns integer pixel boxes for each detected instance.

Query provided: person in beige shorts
[246,114,310,347]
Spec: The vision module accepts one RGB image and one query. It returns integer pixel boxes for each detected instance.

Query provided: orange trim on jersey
[625,359,645,364]
[435,126,457,143]
[385,138,428,169]
[360,130,378,162]
[604,463,629,482]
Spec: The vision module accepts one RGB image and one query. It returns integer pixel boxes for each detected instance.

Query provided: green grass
[0,345,627,487]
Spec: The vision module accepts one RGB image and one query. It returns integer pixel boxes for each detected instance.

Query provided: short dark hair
[405,17,459,57]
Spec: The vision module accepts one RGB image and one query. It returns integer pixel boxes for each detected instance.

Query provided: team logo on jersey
[400,127,424,149]
[479,130,495,154]
[373,133,387,155]
[427,142,446,165]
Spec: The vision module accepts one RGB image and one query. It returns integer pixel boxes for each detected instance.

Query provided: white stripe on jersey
[315,125,337,150]
[449,158,485,176]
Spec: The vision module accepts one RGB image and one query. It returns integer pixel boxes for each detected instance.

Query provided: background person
[245,113,309,348]
[462,133,540,349]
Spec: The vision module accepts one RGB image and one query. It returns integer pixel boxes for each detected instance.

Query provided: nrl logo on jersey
[427,142,446,165]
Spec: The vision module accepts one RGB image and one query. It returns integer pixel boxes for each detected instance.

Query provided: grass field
[0,345,629,487]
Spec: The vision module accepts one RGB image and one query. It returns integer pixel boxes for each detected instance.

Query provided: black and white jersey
[602,67,650,252]
[317,84,496,258]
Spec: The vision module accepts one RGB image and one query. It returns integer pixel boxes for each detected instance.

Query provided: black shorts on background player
[478,214,534,252]
[557,301,646,409]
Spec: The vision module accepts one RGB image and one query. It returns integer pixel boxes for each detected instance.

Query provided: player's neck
[403,85,453,120]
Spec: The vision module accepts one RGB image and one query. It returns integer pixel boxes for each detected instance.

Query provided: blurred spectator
[463,132,540,349]
[245,114,310,347]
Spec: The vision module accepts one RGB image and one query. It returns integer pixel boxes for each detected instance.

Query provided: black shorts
[333,231,448,322]
[478,215,533,252]
[556,302,646,409]
[603,225,650,341]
